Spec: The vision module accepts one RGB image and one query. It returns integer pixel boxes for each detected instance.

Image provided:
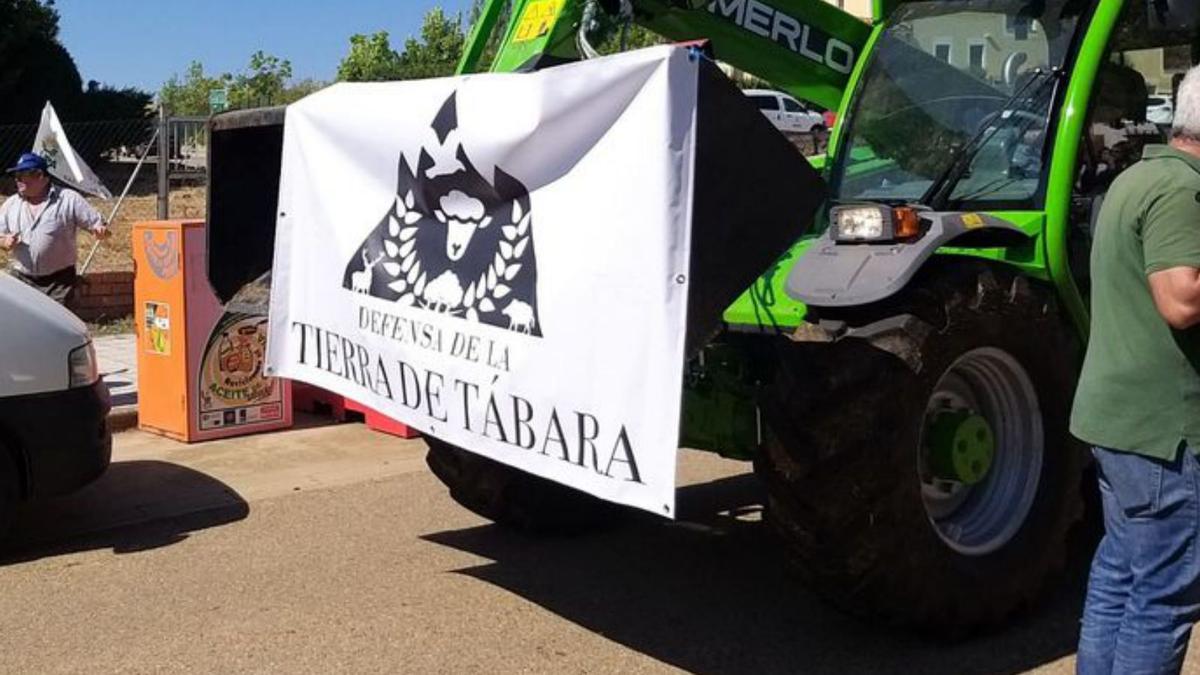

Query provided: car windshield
[830,1,1086,207]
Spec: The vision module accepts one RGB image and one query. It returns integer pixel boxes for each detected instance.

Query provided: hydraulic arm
[458,0,876,110]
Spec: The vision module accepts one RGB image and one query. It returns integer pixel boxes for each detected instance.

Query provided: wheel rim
[917,347,1043,556]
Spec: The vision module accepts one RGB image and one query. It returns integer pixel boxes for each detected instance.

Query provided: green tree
[336,31,402,82]
[229,50,293,109]
[0,1,153,167]
[0,0,82,124]
[396,8,465,80]
[159,61,231,116]
[160,52,316,115]
[280,78,329,104]
[76,81,153,120]
[595,19,664,55]
[336,8,467,83]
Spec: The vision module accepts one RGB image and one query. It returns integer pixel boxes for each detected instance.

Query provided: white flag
[33,102,113,199]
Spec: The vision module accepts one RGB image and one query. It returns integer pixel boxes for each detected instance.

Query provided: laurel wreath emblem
[378,189,532,322]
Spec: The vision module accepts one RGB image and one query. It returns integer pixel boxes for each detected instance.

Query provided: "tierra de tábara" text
[289,320,642,483]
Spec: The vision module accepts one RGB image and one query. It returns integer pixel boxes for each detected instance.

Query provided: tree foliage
[159,52,322,115]
[159,61,228,116]
[279,78,328,105]
[229,51,294,109]
[593,15,665,56]
[0,0,79,124]
[397,8,465,80]
[0,1,153,169]
[336,32,403,82]
[75,80,153,121]
[0,0,151,122]
[337,7,466,82]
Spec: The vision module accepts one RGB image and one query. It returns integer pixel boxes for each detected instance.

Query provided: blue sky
[55,0,475,92]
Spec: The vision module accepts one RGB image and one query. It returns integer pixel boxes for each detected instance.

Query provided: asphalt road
[0,420,1175,673]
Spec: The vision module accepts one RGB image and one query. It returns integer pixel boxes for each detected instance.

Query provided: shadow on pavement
[1,460,248,565]
[424,473,1089,675]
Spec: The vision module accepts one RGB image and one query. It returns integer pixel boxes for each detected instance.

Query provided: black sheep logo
[343,92,542,336]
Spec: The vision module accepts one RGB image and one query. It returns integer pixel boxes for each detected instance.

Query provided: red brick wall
[70,271,134,321]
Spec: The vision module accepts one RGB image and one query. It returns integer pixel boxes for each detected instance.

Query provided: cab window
[1070,1,1200,292]
[749,95,779,111]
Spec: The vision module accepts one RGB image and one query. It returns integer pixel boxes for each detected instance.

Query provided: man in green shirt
[1072,68,1200,675]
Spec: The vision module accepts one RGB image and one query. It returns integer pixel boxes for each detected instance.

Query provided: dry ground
[78,185,208,272]
[0,428,1101,674]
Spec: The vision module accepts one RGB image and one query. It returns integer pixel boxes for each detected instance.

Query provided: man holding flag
[0,152,109,304]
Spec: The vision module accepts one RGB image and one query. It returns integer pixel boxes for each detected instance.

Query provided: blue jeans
[1078,446,1200,675]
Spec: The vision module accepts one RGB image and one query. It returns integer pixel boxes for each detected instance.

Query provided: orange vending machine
[133,220,292,442]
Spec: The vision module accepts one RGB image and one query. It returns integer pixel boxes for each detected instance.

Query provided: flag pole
[79,126,160,275]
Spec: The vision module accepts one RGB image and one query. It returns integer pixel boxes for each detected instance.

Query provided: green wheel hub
[927,410,995,485]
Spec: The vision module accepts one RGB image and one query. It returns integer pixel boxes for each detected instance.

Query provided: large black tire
[756,263,1086,633]
[425,437,624,535]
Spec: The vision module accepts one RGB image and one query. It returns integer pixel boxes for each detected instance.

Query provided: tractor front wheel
[757,265,1086,632]
[425,437,624,535]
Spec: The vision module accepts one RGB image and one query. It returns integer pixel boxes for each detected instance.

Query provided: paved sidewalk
[94,333,137,426]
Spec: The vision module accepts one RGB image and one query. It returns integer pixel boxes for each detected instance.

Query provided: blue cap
[6,152,48,174]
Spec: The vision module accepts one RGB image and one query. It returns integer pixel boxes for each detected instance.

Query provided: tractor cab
[830,0,1083,213]
[790,0,1200,328]
[788,0,1088,309]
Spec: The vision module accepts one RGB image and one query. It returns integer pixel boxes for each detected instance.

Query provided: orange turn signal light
[892,207,921,239]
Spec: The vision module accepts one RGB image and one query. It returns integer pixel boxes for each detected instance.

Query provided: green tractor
[201,0,1199,633]
[423,0,1200,631]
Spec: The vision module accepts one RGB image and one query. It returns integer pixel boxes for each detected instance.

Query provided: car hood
[0,273,90,396]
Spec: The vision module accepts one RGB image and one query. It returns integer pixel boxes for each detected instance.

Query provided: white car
[1147,95,1174,125]
[744,89,826,134]
[0,274,111,539]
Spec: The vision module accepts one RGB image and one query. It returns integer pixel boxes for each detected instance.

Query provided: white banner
[33,102,112,199]
[267,46,698,516]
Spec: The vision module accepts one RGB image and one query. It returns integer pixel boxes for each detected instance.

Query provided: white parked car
[744,89,826,134]
[1147,95,1174,125]
[0,274,111,539]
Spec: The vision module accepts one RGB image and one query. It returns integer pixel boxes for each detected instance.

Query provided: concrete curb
[108,405,139,434]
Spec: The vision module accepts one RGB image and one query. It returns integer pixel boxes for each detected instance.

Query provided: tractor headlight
[69,342,99,388]
[832,205,886,241]
[831,204,923,243]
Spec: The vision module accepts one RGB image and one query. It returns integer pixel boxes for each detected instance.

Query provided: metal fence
[163,115,207,178]
[0,117,157,177]
[156,112,208,218]
[0,108,208,217]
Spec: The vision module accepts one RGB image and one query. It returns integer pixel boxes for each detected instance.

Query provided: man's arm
[68,191,109,239]
[1144,186,1200,330]
[1149,267,1200,329]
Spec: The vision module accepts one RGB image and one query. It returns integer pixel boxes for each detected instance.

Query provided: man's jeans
[1078,446,1200,675]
